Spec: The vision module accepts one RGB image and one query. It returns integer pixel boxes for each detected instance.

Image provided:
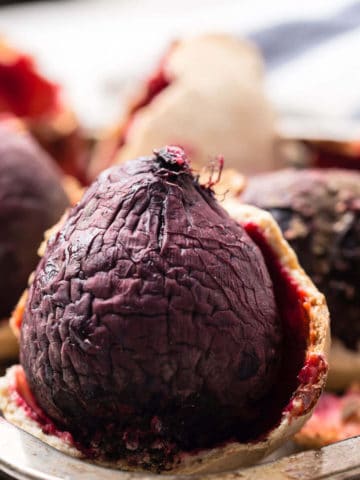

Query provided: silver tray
[0,417,360,480]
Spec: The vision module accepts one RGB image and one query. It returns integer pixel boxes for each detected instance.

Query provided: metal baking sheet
[0,417,359,480]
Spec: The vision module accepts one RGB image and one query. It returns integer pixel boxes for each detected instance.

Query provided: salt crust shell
[0,204,330,475]
[89,34,278,180]
[117,34,276,174]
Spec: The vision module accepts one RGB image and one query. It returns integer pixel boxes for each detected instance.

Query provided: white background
[0,0,359,138]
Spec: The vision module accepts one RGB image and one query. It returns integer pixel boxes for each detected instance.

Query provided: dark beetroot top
[21,146,284,469]
[0,120,69,319]
[242,168,360,351]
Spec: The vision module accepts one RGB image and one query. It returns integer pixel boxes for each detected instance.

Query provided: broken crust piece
[1,201,329,475]
[89,34,277,180]
[295,384,360,448]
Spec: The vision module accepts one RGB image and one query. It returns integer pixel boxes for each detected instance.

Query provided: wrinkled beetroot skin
[0,121,69,319]
[21,146,283,470]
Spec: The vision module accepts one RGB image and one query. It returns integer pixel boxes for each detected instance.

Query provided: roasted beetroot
[21,146,281,459]
[11,147,330,473]
[239,169,360,388]
[0,118,69,320]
